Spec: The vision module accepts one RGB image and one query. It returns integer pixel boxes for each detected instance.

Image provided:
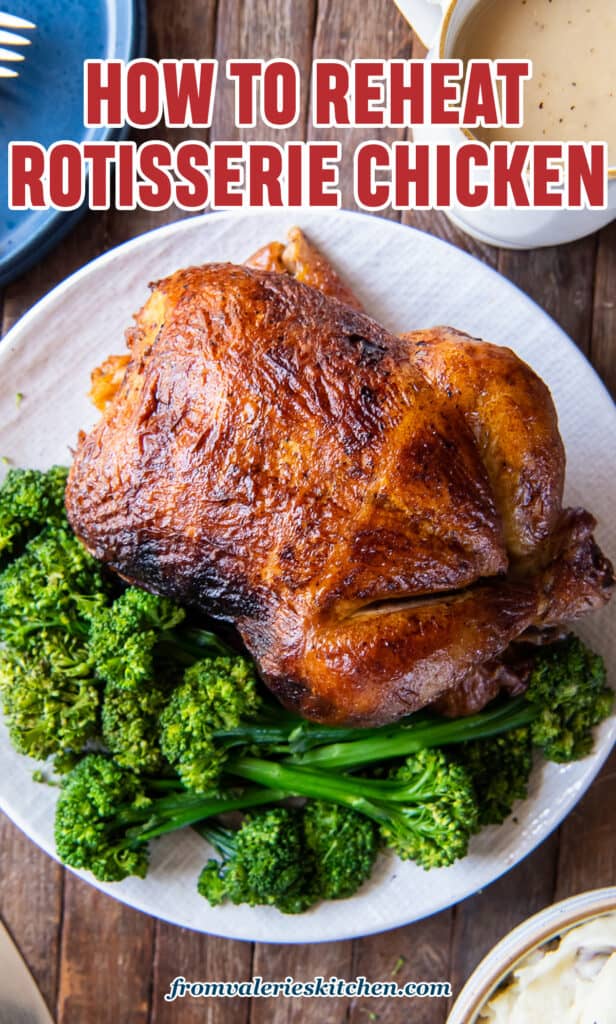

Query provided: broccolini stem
[157,625,233,665]
[213,721,379,750]
[123,786,288,842]
[7,617,90,641]
[195,822,237,859]
[145,778,187,793]
[216,698,533,763]
[226,756,399,820]
[289,697,535,771]
[214,709,442,752]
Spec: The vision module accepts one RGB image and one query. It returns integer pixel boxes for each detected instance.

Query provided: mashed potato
[479,912,616,1024]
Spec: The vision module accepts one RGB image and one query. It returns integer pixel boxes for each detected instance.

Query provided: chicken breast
[65,233,614,725]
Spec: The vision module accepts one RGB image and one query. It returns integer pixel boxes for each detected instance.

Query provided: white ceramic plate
[0,209,614,944]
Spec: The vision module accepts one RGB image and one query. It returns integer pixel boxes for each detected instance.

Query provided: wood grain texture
[348,913,452,1024]
[151,924,253,1024]
[556,749,616,896]
[0,3,615,1024]
[449,833,559,1006]
[308,0,412,218]
[0,816,63,1016]
[249,941,353,1024]
[212,0,317,144]
[56,875,155,1024]
[591,220,616,397]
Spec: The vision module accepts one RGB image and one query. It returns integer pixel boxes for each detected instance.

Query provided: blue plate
[0,0,146,286]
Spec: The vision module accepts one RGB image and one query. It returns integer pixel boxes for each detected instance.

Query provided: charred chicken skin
[66,231,614,725]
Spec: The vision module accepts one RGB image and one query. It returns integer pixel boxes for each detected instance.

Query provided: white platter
[0,208,614,944]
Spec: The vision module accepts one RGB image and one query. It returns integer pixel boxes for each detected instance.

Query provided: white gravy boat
[394,0,616,248]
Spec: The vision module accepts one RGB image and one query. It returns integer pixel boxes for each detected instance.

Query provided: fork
[0,11,35,78]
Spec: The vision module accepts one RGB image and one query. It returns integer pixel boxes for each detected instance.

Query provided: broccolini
[198,808,313,913]
[0,466,68,566]
[227,747,478,870]
[54,754,287,883]
[160,654,262,791]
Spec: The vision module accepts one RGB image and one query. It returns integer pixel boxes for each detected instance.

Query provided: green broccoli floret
[88,588,186,689]
[0,523,110,766]
[0,643,99,766]
[101,679,171,773]
[0,512,251,774]
[0,466,68,566]
[456,726,534,827]
[198,801,379,912]
[0,524,110,650]
[303,800,379,899]
[94,591,238,771]
[377,749,478,868]
[54,755,152,882]
[55,754,287,884]
[160,655,262,792]
[87,586,231,692]
[198,808,314,913]
[526,635,613,762]
[227,747,479,871]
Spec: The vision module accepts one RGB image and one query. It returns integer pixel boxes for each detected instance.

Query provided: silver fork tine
[0,45,24,60]
[0,12,35,30]
[0,28,31,45]
[0,14,35,79]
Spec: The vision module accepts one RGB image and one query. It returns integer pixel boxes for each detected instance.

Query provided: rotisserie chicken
[65,230,614,725]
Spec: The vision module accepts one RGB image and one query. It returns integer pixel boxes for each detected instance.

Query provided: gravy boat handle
[393,0,447,49]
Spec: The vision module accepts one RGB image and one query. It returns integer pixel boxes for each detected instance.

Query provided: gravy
[454,0,616,167]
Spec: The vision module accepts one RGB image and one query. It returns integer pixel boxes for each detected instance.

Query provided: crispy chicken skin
[65,232,614,725]
[245,226,364,311]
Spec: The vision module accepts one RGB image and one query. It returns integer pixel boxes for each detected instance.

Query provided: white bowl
[447,887,616,1023]
[394,0,616,248]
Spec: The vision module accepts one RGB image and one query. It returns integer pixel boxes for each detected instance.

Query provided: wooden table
[1,1,615,1020]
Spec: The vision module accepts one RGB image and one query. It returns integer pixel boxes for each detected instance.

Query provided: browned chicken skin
[65,231,614,725]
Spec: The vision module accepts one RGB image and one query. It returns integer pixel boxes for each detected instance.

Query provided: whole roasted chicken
[65,230,614,725]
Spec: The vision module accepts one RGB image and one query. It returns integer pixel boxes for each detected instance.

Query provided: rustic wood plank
[98,0,219,248]
[308,0,412,217]
[212,0,317,144]
[56,874,155,1024]
[348,912,452,1024]
[590,220,616,398]
[555,750,616,897]
[449,832,559,1008]
[151,922,253,1024]
[150,0,218,63]
[249,941,352,1024]
[0,814,63,1016]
